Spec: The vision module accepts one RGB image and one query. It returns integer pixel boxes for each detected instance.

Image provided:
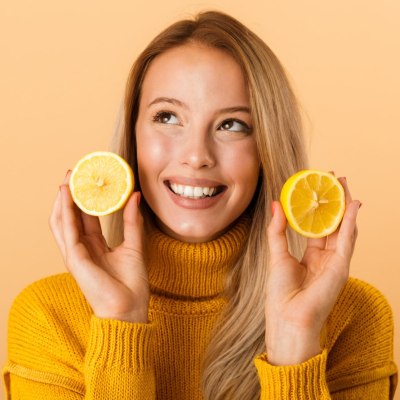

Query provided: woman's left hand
[264,177,361,366]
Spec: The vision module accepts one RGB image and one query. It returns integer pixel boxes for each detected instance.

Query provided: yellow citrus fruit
[69,151,134,216]
[280,170,345,238]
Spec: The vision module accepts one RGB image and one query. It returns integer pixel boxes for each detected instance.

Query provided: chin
[157,218,228,243]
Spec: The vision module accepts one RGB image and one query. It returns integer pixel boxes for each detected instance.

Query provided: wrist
[266,323,322,366]
[120,310,149,323]
[95,305,149,324]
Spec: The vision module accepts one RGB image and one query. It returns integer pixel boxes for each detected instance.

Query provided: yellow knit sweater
[2,219,398,399]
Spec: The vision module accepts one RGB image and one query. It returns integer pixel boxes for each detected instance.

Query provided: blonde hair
[105,10,308,399]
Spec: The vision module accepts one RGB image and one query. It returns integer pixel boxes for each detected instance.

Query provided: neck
[145,216,250,299]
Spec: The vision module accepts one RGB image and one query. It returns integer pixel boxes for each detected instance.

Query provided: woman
[3,10,397,399]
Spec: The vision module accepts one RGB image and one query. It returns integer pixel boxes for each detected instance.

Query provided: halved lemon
[280,170,345,238]
[69,151,134,216]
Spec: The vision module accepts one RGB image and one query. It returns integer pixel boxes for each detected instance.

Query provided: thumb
[267,201,289,259]
[122,191,144,250]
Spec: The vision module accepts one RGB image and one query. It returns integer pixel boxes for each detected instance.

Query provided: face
[135,43,260,242]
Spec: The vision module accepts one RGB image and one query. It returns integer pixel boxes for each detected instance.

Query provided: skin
[135,43,260,242]
[50,43,361,366]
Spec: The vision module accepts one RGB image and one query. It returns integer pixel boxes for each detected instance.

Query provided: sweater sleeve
[254,350,395,400]
[253,278,398,400]
[2,275,157,399]
[254,349,331,398]
[83,316,156,398]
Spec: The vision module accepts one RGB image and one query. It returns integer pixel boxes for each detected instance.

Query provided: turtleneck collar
[146,217,250,299]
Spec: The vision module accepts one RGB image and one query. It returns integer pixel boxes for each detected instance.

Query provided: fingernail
[65,169,71,177]
[136,192,141,207]
[358,202,362,209]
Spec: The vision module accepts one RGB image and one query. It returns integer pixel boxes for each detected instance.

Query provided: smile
[166,181,225,199]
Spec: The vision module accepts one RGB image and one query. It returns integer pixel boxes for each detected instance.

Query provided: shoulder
[13,272,76,298]
[326,276,394,344]
[325,277,397,391]
[7,273,91,363]
[10,272,90,319]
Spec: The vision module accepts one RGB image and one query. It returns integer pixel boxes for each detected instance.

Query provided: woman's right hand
[49,170,149,323]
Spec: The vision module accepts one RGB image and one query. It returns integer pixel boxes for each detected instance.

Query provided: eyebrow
[219,106,251,114]
[148,97,251,114]
[148,97,187,109]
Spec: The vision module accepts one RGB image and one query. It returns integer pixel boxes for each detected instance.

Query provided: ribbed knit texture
[146,222,245,298]
[255,350,331,398]
[2,218,398,399]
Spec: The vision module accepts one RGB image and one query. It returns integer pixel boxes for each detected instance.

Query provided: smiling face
[135,42,260,242]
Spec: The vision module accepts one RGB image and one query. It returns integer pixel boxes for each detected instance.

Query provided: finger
[336,200,361,259]
[81,212,103,236]
[307,234,327,250]
[50,170,72,227]
[338,177,352,204]
[60,180,82,249]
[63,170,72,184]
[325,176,353,251]
[80,212,110,258]
[65,170,85,234]
[49,188,67,259]
[267,201,289,260]
[49,170,74,259]
[325,232,338,251]
[122,192,144,250]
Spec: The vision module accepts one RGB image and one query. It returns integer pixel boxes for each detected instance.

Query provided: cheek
[224,142,260,191]
[136,129,172,183]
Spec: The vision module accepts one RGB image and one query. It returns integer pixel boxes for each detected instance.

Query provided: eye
[153,111,179,125]
[218,119,251,133]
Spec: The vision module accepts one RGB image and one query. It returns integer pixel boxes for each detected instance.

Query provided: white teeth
[168,183,220,198]
[193,187,203,197]
[184,186,194,197]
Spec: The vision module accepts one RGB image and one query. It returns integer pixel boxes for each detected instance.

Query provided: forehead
[140,43,249,107]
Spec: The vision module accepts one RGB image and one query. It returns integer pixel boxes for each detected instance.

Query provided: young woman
[3,10,397,400]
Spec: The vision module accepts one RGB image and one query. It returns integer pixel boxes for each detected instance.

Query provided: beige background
[1,1,398,398]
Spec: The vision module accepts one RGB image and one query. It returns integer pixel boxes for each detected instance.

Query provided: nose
[180,127,216,169]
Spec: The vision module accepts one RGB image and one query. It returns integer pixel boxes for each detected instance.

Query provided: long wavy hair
[104,10,308,399]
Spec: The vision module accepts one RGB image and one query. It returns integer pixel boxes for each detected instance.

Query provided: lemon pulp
[69,151,134,216]
[280,170,345,238]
